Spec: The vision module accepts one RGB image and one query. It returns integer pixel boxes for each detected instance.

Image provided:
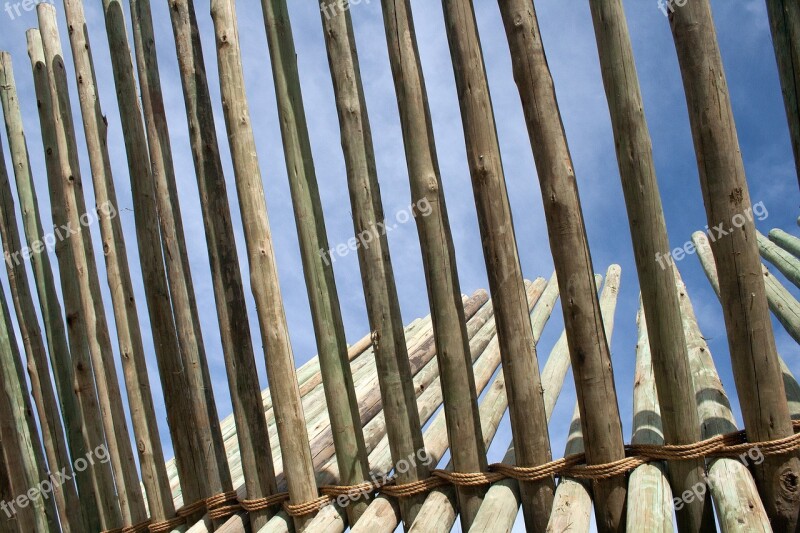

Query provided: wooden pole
[37,4,147,526]
[764,0,800,187]
[0,98,82,533]
[25,29,122,531]
[378,0,487,528]
[770,228,800,259]
[668,1,800,526]
[625,302,674,533]
[317,0,429,526]
[60,0,177,524]
[0,285,58,532]
[695,231,800,347]
[259,0,371,524]
[117,0,234,500]
[586,0,712,528]
[163,0,281,527]
[96,1,205,514]
[675,267,772,531]
[210,1,318,529]
[759,230,800,288]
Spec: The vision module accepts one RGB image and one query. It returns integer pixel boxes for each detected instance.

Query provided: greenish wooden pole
[758,230,800,288]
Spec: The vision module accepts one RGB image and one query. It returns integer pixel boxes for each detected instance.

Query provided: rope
[98,419,800,529]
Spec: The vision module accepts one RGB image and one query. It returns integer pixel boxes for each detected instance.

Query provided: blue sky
[0,0,798,530]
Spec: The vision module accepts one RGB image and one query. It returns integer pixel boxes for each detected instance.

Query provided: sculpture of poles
[668,2,800,526]
[210,0,319,529]
[378,0,487,528]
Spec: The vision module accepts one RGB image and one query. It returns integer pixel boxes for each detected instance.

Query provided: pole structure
[379,0,486,528]
[317,1,430,526]
[668,2,800,526]
[259,0,371,525]
[210,1,318,530]
[586,0,712,528]
[37,4,147,526]
[60,0,177,524]
[764,0,800,187]
[25,29,122,531]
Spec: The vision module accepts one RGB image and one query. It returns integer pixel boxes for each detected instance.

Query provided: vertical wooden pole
[378,0,486,528]
[675,267,773,531]
[0,51,102,531]
[161,0,283,527]
[668,4,800,524]
[317,1,430,526]
[37,5,147,526]
[210,1,318,530]
[764,0,800,187]
[259,0,371,525]
[586,0,712,528]
[97,1,205,514]
[25,29,122,531]
[60,0,177,524]
[0,285,58,533]
[625,302,674,533]
[117,0,233,499]
[0,111,82,533]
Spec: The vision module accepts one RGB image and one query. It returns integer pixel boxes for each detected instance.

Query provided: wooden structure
[0,1,797,532]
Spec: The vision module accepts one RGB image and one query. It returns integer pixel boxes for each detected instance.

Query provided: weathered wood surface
[164,0,278,526]
[759,230,800,288]
[379,0,486,526]
[38,4,146,525]
[62,0,176,523]
[675,268,772,532]
[588,0,711,527]
[547,268,621,533]
[771,228,800,260]
[765,0,800,186]
[669,1,800,525]
[211,0,317,529]
[261,0,371,525]
[625,303,674,533]
[25,29,121,530]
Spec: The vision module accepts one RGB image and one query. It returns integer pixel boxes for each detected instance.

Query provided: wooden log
[764,0,800,186]
[441,1,559,528]
[317,0,430,526]
[259,0,371,524]
[770,228,800,260]
[547,268,622,533]
[378,0,486,527]
[25,29,122,530]
[37,5,148,526]
[164,0,279,526]
[587,1,711,528]
[695,231,800,346]
[624,302,674,533]
[0,51,101,531]
[759,230,800,288]
[113,0,233,505]
[668,1,800,525]
[0,275,57,532]
[97,0,207,512]
[210,1,318,529]
[472,274,603,533]
[60,0,177,524]
[675,267,772,531]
